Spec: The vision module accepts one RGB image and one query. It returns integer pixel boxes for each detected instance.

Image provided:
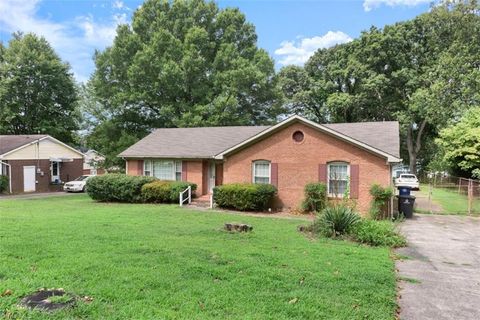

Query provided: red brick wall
[7,159,83,193]
[183,160,205,196]
[223,122,392,214]
[127,160,143,176]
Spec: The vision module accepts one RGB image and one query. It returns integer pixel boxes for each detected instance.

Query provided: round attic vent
[292,130,304,143]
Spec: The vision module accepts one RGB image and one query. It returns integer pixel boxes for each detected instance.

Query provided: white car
[63,175,93,192]
[394,173,419,190]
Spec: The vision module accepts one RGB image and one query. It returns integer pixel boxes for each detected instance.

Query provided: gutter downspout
[0,160,12,194]
[389,162,396,220]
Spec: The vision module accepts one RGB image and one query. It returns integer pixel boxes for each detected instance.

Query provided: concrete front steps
[189,194,212,209]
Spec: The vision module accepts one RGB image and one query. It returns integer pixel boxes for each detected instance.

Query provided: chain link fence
[417,173,480,215]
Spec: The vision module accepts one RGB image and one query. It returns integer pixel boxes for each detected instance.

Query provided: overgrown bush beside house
[301,182,327,213]
[213,183,277,211]
[351,219,406,247]
[369,184,394,219]
[142,181,197,203]
[0,175,8,193]
[86,174,156,202]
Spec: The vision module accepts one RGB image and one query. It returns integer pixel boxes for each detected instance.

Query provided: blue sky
[0,0,431,82]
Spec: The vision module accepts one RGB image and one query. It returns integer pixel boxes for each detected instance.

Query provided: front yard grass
[0,195,397,319]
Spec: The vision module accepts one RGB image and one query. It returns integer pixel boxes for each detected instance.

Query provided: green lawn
[418,184,480,215]
[0,195,397,319]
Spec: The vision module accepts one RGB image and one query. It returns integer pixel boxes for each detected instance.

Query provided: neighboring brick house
[0,135,84,193]
[119,116,401,213]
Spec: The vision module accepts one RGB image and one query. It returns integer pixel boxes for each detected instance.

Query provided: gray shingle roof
[119,126,270,158]
[119,119,400,159]
[0,135,47,156]
[324,121,400,158]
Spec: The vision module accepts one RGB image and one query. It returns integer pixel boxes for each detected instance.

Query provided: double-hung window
[144,160,182,181]
[144,160,152,176]
[328,162,349,197]
[252,160,271,184]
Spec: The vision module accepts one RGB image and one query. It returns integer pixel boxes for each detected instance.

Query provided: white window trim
[327,162,350,198]
[252,160,271,184]
[144,160,182,181]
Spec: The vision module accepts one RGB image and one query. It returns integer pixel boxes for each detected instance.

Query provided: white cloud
[0,0,127,82]
[274,31,352,66]
[112,0,124,10]
[363,0,430,11]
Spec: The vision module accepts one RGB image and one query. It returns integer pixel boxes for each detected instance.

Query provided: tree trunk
[406,119,427,175]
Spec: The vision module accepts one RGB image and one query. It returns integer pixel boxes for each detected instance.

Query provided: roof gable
[0,135,84,159]
[215,116,401,162]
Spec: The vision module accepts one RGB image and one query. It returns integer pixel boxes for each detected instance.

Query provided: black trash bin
[398,195,415,218]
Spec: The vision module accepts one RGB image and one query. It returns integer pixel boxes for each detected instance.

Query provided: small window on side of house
[252,160,271,184]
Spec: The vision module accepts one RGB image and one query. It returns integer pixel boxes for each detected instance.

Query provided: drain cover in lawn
[20,289,75,311]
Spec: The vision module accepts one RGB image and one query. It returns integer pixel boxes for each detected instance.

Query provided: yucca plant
[315,205,361,237]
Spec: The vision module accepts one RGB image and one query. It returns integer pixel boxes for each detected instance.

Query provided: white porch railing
[179,185,192,206]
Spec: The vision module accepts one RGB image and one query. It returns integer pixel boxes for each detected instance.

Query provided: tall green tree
[436,107,480,178]
[277,65,328,122]
[282,0,480,174]
[92,0,282,136]
[0,33,79,143]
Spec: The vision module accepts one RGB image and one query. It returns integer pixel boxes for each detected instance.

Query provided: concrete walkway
[396,214,480,320]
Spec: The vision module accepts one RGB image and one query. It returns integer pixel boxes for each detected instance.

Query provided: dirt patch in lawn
[19,289,75,311]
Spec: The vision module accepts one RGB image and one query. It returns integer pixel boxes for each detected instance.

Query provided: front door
[208,162,216,193]
[23,166,36,192]
[51,161,60,183]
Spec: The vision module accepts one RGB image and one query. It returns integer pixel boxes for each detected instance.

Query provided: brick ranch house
[120,115,401,213]
[0,135,84,193]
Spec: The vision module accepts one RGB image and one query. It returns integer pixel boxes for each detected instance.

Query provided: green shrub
[213,183,277,211]
[369,184,394,219]
[0,175,9,193]
[351,219,406,247]
[86,174,156,202]
[142,180,197,203]
[301,182,327,212]
[314,205,361,237]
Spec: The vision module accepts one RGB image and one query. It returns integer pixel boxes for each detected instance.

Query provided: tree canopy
[88,0,283,166]
[437,107,480,179]
[0,33,79,143]
[278,0,480,174]
[92,0,282,130]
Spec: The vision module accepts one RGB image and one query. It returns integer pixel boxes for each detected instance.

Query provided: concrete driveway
[396,214,480,320]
